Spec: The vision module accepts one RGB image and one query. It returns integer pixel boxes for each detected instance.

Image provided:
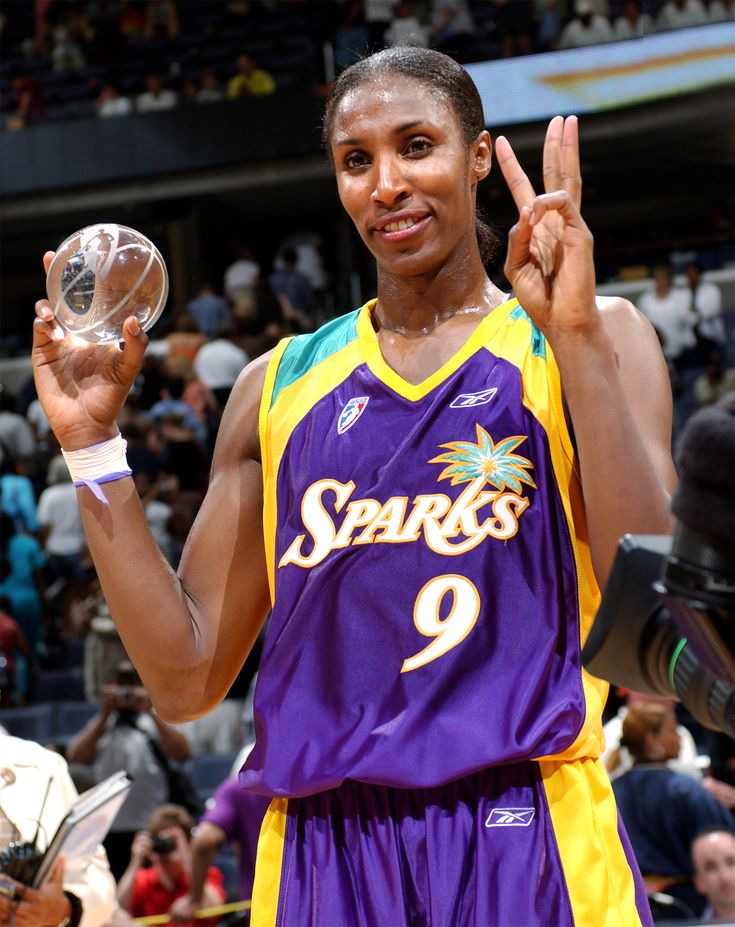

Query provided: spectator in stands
[487,0,534,59]
[559,0,614,48]
[96,81,134,118]
[333,0,371,71]
[707,0,735,21]
[223,243,261,306]
[49,12,87,73]
[186,280,231,336]
[685,261,727,361]
[0,513,45,679]
[226,53,276,99]
[195,69,225,105]
[145,375,208,447]
[164,312,208,365]
[612,703,733,912]
[693,351,735,407]
[5,74,46,131]
[0,731,117,927]
[0,388,36,469]
[142,0,180,42]
[363,0,399,50]
[267,246,315,333]
[117,803,225,926]
[193,323,250,414]
[119,0,146,42]
[77,577,129,702]
[168,772,270,920]
[0,453,39,535]
[601,689,702,783]
[136,71,177,113]
[656,0,709,30]
[535,0,566,52]
[132,470,175,565]
[66,660,192,880]
[0,594,31,705]
[384,1,430,46]
[690,827,735,922]
[613,0,654,39]
[639,264,696,368]
[37,454,91,638]
[26,394,53,449]
[429,0,477,58]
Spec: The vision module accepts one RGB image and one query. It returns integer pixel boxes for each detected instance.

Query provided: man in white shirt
[135,73,177,113]
[559,0,614,48]
[193,324,249,413]
[639,265,696,365]
[0,733,116,927]
[656,0,708,30]
[685,262,727,356]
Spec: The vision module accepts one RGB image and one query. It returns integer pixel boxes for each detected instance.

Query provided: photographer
[0,731,116,927]
[66,661,191,881]
[116,804,225,926]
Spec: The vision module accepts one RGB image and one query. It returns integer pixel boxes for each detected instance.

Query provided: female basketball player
[33,47,675,926]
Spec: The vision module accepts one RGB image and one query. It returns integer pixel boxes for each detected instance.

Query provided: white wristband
[61,434,132,504]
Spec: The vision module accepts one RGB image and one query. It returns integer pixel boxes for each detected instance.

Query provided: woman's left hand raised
[496,115,597,337]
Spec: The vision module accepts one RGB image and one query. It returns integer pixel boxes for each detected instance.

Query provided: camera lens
[151,836,175,855]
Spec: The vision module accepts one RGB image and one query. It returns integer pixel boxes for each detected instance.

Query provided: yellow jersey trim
[356,297,518,402]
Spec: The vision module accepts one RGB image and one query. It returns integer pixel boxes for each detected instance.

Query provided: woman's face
[329,76,491,278]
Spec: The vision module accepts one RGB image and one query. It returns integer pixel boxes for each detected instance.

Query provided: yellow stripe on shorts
[539,758,644,927]
[251,797,289,927]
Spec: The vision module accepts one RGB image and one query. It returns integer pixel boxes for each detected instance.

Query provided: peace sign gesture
[496,115,597,338]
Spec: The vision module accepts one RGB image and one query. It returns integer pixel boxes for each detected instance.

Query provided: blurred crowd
[1,0,732,130]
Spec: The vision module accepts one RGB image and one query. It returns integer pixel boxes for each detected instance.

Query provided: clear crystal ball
[46,224,168,344]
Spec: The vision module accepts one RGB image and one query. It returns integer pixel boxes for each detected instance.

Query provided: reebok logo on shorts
[485,808,535,827]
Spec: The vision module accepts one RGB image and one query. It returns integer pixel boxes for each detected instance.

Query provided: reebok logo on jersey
[485,808,536,827]
[337,397,369,435]
[450,387,497,409]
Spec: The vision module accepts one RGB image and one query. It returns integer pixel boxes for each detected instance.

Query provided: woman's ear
[471,130,492,184]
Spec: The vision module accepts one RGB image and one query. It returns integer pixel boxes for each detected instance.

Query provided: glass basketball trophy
[46,224,168,344]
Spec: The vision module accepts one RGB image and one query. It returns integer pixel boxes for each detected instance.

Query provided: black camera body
[151,835,175,855]
[581,403,735,736]
[0,841,44,885]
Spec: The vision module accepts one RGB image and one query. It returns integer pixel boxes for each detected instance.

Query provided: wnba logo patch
[485,808,535,827]
[337,397,369,435]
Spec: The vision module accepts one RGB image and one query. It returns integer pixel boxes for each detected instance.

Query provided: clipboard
[31,771,132,888]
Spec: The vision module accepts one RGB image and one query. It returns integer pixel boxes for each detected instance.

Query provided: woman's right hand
[33,251,149,450]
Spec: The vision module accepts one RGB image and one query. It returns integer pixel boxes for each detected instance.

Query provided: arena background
[1,8,733,378]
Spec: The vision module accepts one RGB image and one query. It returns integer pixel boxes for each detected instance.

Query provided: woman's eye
[405,138,432,156]
[344,152,369,169]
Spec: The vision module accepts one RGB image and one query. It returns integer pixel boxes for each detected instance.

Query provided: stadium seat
[0,703,54,743]
[33,667,85,702]
[192,751,240,803]
[56,701,100,741]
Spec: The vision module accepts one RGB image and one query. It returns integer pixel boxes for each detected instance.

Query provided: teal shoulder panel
[270,309,361,409]
[509,303,547,359]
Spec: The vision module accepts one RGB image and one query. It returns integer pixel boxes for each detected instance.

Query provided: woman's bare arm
[74,356,272,722]
[552,297,677,585]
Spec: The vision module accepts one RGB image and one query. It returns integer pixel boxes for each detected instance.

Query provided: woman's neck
[374,250,502,336]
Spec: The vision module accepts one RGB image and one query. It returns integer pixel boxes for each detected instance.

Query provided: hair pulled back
[323,46,499,266]
[620,703,671,762]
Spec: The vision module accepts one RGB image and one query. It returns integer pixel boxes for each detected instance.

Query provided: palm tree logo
[429,424,536,493]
